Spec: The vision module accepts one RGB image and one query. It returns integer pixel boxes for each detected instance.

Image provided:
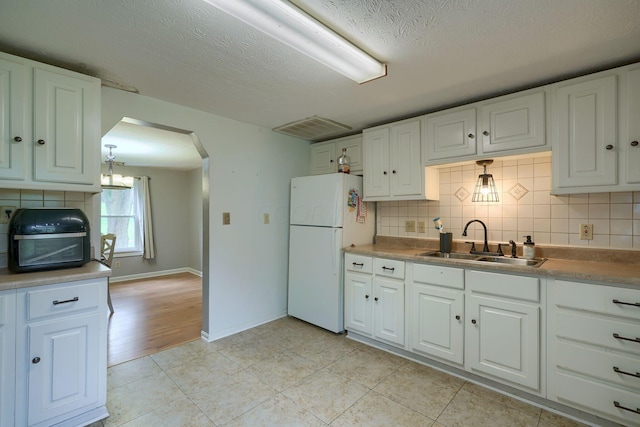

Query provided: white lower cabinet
[548,279,640,426]
[465,270,541,392]
[344,255,405,347]
[11,278,109,427]
[410,264,464,365]
[1,290,17,427]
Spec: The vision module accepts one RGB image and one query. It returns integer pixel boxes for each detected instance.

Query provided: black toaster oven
[8,208,91,273]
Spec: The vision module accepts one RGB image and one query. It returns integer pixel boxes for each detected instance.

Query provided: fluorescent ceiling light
[205,0,387,83]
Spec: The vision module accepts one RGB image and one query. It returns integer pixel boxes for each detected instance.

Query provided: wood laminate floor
[107,272,202,367]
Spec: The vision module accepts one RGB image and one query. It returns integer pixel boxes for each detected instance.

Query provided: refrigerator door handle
[332,228,339,276]
[334,185,341,227]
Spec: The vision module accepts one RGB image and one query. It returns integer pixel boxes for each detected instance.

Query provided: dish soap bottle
[337,148,351,174]
[523,235,535,259]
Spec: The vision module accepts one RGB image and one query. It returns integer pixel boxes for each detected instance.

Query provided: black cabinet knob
[13,136,22,142]
[455,315,461,320]
[365,294,369,299]
[606,144,614,150]
[37,139,46,145]
[483,131,489,136]
[32,357,41,364]
[468,133,474,139]
[631,141,639,147]
[374,297,379,302]
[471,319,477,325]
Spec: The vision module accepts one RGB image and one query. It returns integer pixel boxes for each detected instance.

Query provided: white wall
[186,168,203,272]
[101,87,309,340]
[102,164,202,278]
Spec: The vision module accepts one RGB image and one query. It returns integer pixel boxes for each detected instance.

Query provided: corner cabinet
[362,119,439,201]
[0,51,101,192]
[310,135,363,175]
[10,277,109,427]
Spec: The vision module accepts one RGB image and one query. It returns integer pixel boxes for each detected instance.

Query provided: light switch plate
[418,221,426,233]
[263,213,270,224]
[580,223,593,240]
[405,220,416,232]
[222,212,231,225]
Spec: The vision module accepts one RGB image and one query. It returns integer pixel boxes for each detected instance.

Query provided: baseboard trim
[110,267,202,283]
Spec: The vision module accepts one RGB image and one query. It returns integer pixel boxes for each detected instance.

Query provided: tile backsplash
[376,155,640,250]
[0,189,95,267]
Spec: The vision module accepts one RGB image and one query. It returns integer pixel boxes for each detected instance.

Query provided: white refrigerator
[288,174,375,333]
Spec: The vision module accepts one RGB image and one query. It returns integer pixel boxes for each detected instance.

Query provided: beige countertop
[0,261,112,291]
[345,243,640,287]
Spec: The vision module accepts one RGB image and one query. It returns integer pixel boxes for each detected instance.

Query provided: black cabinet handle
[613,299,640,307]
[392,170,396,174]
[374,297,379,302]
[52,297,79,305]
[606,144,614,150]
[13,136,22,142]
[468,133,474,139]
[631,140,639,147]
[365,294,369,299]
[613,366,640,378]
[455,315,461,320]
[381,266,395,272]
[37,139,46,145]
[613,401,640,414]
[32,357,41,364]
[483,131,489,136]
[383,171,387,175]
[471,319,477,325]
[352,262,364,267]
[613,333,640,343]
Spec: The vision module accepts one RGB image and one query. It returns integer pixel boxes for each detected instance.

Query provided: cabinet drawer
[374,258,405,279]
[556,371,640,426]
[345,254,373,273]
[556,341,640,392]
[467,270,539,302]
[413,263,464,289]
[555,280,640,321]
[27,279,102,320]
[556,311,640,356]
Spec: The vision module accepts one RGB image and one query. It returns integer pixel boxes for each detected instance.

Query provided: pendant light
[101,144,133,190]
[472,160,499,202]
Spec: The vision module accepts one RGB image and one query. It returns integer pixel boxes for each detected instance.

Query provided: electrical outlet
[418,221,426,233]
[222,212,231,225]
[0,206,16,224]
[263,213,270,224]
[405,220,416,232]
[580,223,593,240]
[114,261,121,269]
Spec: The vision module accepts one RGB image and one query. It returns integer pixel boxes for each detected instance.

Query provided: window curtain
[134,176,156,259]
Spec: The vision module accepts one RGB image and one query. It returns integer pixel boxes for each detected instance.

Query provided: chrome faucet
[462,219,490,253]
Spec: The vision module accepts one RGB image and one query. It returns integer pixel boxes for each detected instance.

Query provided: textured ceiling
[1,0,640,166]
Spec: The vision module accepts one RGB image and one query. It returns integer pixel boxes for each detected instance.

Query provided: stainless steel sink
[416,251,546,267]
[475,256,546,267]
[416,251,481,261]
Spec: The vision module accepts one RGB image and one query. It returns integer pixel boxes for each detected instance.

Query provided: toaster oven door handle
[13,232,87,240]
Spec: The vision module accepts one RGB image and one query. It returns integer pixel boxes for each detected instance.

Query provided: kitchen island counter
[0,261,111,291]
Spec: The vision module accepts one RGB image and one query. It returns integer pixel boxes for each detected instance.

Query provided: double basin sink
[416,251,546,267]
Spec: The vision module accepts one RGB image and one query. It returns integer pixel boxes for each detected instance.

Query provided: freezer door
[288,225,344,333]
[290,174,343,227]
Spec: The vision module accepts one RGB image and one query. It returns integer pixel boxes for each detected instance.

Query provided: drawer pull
[613,401,640,414]
[613,299,640,307]
[352,262,364,267]
[613,366,640,378]
[52,297,79,306]
[613,333,640,343]
[381,266,395,272]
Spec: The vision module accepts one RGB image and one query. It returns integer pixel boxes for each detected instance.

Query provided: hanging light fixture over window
[472,160,499,202]
[204,0,387,84]
[101,144,133,190]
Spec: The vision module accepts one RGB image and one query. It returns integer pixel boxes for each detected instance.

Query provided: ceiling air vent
[273,116,351,141]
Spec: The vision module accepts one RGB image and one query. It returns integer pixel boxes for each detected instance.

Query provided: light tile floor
[91,317,589,427]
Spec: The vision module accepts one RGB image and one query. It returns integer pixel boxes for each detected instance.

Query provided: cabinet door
[0,56,26,181]
[390,120,422,196]
[345,272,373,336]
[424,108,477,161]
[0,291,16,427]
[27,313,100,426]
[481,91,545,153]
[467,295,540,390]
[554,75,617,188]
[336,135,363,174]
[626,68,640,184]
[310,142,336,175]
[33,68,99,185]
[411,283,463,364]
[363,128,390,198]
[373,277,404,346]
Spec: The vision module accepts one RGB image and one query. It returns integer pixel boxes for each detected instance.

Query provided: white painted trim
[109,267,202,283]
[201,312,288,342]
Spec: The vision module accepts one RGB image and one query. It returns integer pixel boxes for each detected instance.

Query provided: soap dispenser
[523,235,535,260]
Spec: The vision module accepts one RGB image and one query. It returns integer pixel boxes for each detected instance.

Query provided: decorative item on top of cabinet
[310,134,362,175]
[548,279,640,426]
[0,51,101,192]
[362,118,439,201]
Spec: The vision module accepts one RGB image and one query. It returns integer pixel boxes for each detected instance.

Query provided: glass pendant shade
[472,160,499,202]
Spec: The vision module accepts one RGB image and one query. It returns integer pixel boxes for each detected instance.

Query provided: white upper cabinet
[0,56,26,181]
[0,51,101,192]
[363,119,439,201]
[480,91,546,153]
[423,107,477,161]
[423,89,549,165]
[310,134,363,175]
[552,75,618,190]
[626,67,640,184]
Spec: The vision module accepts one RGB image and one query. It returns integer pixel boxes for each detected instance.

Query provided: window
[101,187,142,255]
